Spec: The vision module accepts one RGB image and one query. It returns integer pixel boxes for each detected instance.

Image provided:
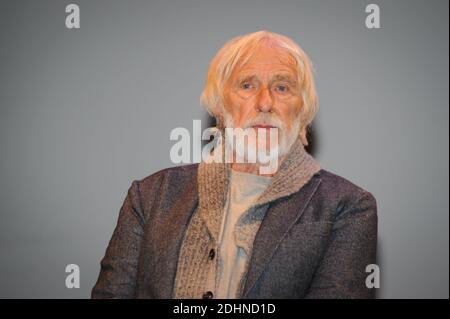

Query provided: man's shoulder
[139,164,199,182]
[315,168,376,202]
[135,164,199,193]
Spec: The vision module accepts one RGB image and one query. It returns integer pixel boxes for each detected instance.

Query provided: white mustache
[242,115,285,130]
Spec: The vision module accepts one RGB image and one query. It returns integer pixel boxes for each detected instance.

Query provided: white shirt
[215,170,272,298]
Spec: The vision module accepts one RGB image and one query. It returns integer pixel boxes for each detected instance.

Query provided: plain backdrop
[0,0,448,298]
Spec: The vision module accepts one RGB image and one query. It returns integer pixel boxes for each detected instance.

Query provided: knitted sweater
[173,138,321,298]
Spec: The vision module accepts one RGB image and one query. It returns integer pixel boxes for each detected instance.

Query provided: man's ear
[300,126,308,146]
[215,114,225,130]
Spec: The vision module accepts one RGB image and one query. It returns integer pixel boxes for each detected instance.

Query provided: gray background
[0,0,448,298]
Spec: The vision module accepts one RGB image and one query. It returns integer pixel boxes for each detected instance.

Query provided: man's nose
[255,86,274,113]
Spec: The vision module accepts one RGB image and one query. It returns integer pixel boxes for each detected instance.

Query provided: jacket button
[208,249,216,260]
[202,291,214,299]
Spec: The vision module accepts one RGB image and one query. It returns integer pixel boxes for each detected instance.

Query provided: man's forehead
[238,61,296,70]
[226,44,300,85]
[234,52,297,76]
[236,72,297,82]
[233,61,298,81]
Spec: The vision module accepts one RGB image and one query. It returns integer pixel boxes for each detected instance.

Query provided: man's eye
[276,84,289,93]
[241,82,253,90]
[275,84,290,93]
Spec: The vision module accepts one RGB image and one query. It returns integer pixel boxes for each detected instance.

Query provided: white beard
[223,112,301,161]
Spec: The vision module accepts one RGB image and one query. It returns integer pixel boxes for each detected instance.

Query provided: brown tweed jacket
[91,165,377,299]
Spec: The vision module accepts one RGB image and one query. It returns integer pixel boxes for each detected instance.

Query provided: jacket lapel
[242,175,322,297]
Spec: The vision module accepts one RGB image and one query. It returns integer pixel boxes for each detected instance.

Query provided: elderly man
[92,31,377,299]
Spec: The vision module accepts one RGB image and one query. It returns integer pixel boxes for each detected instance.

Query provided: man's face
[222,44,303,157]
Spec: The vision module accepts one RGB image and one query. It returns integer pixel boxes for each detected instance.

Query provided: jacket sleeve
[91,180,146,298]
[305,190,378,299]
